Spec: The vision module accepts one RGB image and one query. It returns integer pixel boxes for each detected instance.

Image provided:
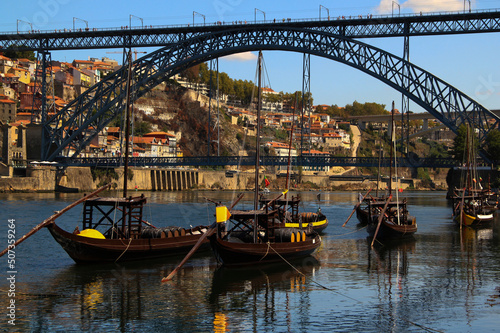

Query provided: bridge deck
[2,10,500,50]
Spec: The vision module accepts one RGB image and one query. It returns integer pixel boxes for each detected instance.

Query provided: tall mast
[254,51,262,210]
[285,92,298,200]
[123,50,133,198]
[389,101,395,196]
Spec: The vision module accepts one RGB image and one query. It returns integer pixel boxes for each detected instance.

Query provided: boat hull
[454,210,494,227]
[47,223,210,264]
[366,217,417,239]
[209,233,321,267]
[355,206,370,226]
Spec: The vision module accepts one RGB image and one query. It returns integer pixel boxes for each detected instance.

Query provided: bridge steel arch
[43,26,500,161]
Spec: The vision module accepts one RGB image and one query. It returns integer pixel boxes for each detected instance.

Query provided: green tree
[133,121,152,137]
[485,129,500,164]
[3,44,36,61]
[452,124,479,162]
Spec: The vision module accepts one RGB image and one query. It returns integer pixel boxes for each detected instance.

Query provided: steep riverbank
[0,165,453,193]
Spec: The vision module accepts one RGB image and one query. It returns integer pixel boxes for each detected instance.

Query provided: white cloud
[222,52,257,62]
[375,0,472,14]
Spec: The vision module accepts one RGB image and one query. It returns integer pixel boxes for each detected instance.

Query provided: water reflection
[208,257,320,332]
[1,191,499,332]
[365,239,418,331]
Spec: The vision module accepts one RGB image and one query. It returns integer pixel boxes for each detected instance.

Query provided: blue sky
[2,0,500,112]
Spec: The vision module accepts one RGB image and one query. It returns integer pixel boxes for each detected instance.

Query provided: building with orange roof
[0,97,16,123]
[0,55,14,74]
[0,86,16,101]
[266,141,297,173]
[322,132,343,148]
[0,121,27,176]
[72,59,94,70]
[8,67,30,84]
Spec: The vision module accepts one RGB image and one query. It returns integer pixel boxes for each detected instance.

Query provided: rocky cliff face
[135,84,244,157]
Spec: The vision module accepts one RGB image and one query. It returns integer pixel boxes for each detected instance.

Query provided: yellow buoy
[78,229,106,239]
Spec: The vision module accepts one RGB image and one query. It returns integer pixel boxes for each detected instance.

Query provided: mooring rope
[115,237,133,263]
[265,241,362,303]
[266,241,443,332]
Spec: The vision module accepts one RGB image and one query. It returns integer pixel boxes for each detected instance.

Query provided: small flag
[264,176,270,187]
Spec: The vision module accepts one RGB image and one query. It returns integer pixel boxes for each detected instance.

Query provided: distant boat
[363,102,417,243]
[364,197,417,239]
[451,125,495,227]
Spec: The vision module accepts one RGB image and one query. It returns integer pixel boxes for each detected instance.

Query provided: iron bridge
[64,156,460,168]
[2,10,500,164]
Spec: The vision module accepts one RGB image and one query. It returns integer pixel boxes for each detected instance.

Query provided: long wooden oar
[370,194,392,247]
[0,183,111,258]
[342,188,372,227]
[162,193,244,282]
[161,222,217,282]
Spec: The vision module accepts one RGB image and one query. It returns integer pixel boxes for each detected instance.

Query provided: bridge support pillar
[176,171,182,191]
[172,170,177,190]
[166,170,172,191]
[183,171,188,190]
[155,170,161,190]
[423,119,429,130]
[161,170,167,191]
[150,170,156,191]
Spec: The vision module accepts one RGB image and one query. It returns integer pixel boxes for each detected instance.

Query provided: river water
[0,190,499,332]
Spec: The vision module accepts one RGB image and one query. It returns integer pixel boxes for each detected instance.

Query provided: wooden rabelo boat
[451,126,495,227]
[209,203,321,266]
[351,102,417,243]
[364,198,417,239]
[43,50,210,263]
[162,51,321,282]
[46,195,211,263]
[452,189,495,227]
[209,52,321,266]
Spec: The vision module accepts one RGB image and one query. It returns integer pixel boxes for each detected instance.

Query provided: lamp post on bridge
[73,17,88,31]
[464,0,471,13]
[392,2,400,17]
[319,5,330,20]
[16,19,33,33]
[130,15,143,28]
[193,11,205,26]
[255,8,266,23]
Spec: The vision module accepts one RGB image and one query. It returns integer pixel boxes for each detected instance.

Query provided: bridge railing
[4,8,499,36]
[59,155,461,168]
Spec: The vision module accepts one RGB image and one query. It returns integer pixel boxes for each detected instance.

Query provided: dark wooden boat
[47,195,210,263]
[363,102,417,242]
[55,184,79,193]
[209,206,321,267]
[45,51,210,264]
[365,199,417,239]
[451,126,495,227]
[208,51,321,267]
